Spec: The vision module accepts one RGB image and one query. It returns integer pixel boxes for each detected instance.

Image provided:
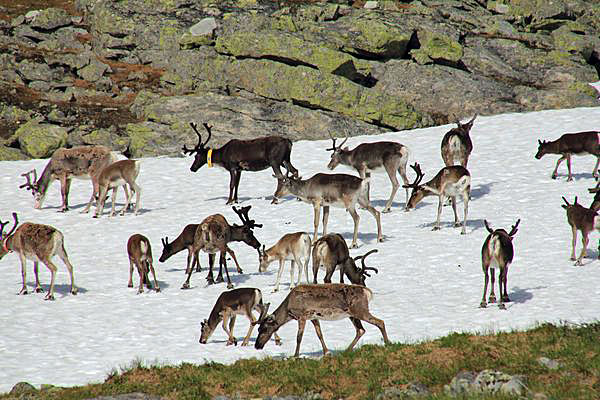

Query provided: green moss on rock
[0,145,29,161]
[417,31,463,63]
[16,120,68,159]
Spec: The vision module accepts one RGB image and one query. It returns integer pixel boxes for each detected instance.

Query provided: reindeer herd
[1,118,599,356]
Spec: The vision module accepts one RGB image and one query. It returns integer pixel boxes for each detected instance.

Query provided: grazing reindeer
[404,163,471,234]
[258,232,312,292]
[92,159,142,218]
[183,206,262,289]
[588,186,600,212]
[274,173,383,248]
[440,115,476,168]
[326,134,411,212]
[127,234,160,294]
[182,122,298,204]
[255,283,390,357]
[199,287,280,346]
[312,233,379,286]
[562,196,599,266]
[480,219,520,310]
[0,213,77,300]
[535,131,600,181]
[19,145,118,212]
[159,224,200,274]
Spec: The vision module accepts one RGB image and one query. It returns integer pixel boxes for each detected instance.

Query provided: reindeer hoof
[18,289,28,295]
[488,295,496,303]
[35,287,44,293]
[236,268,243,274]
[270,198,279,205]
[181,283,191,289]
[215,276,224,283]
[432,226,440,231]
[155,287,161,293]
[71,288,78,295]
[460,230,467,235]
[502,296,510,303]
[44,294,55,301]
[498,303,506,310]
[275,339,282,346]
[479,302,487,308]
[350,243,358,249]
[551,174,557,180]
[241,341,249,347]
[128,283,133,288]
[227,283,234,289]
[575,260,584,266]
[272,288,279,293]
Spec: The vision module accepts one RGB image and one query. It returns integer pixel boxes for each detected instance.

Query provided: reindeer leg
[194,250,201,272]
[274,259,285,292]
[451,196,459,227]
[433,195,443,231]
[383,163,400,213]
[226,170,237,205]
[57,242,77,295]
[552,155,565,179]
[570,226,577,261]
[204,253,216,286]
[347,317,366,351]
[293,256,303,286]
[81,179,98,214]
[488,268,496,303]
[593,156,600,179]
[148,259,160,292]
[576,231,589,266]
[222,310,237,346]
[461,191,469,235]
[348,207,360,249]
[18,253,28,295]
[33,261,43,293]
[128,258,135,288]
[398,164,410,210]
[59,176,70,212]
[135,260,146,294]
[130,181,142,215]
[312,202,321,243]
[322,206,330,237]
[480,266,489,308]
[497,267,506,310]
[323,263,335,284]
[270,164,284,204]
[358,197,383,243]
[94,185,109,218]
[221,252,234,289]
[226,247,242,274]
[304,254,310,284]
[241,306,255,346]
[311,319,329,355]
[294,318,307,357]
[358,168,369,210]
[43,260,58,300]
[501,266,510,303]
[108,187,118,217]
[359,312,391,345]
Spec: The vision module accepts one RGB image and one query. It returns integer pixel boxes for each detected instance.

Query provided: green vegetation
[4,322,599,399]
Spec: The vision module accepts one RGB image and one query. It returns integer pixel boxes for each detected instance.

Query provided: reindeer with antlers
[20,145,119,212]
[182,206,263,289]
[480,219,520,310]
[182,122,298,204]
[562,196,600,266]
[312,233,379,286]
[0,213,77,300]
[404,163,471,234]
[326,134,411,212]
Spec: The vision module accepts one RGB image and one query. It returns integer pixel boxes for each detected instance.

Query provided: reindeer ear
[538,139,542,145]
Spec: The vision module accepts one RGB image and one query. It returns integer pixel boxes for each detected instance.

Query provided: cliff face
[0,0,598,159]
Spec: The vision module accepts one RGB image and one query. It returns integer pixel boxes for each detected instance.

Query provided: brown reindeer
[182,206,262,289]
[0,213,77,300]
[255,283,390,357]
[312,233,379,286]
[19,145,119,212]
[480,219,520,310]
[535,131,600,181]
[183,122,298,204]
[440,115,476,168]
[562,196,599,266]
[258,232,312,292]
[199,287,280,346]
[404,163,471,234]
[127,234,160,294]
[159,224,200,274]
[92,160,142,218]
[274,173,383,248]
[326,134,411,212]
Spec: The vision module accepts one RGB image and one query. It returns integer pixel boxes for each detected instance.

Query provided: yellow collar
[207,148,213,168]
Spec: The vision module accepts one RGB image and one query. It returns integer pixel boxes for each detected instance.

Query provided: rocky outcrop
[0,0,598,160]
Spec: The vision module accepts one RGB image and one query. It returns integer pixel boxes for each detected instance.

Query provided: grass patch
[2,322,599,399]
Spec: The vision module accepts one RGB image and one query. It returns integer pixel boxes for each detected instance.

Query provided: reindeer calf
[562,196,599,266]
[480,219,520,310]
[127,234,160,294]
[93,160,142,218]
[259,232,312,292]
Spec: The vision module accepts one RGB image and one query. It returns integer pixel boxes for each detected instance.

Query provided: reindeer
[258,232,312,292]
[535,131,600,181]
[480,219,520,310]
[440,115,476,168]
[182,122,298,205]
[274,173,383,248]
[127,234,160,294]
[588,185,600,212]
[0,213,77,300]
[255,283,390,357]
[404,163,471,234]
[562,196,600,266]
[159,224,200,274]
[92,159,142,218]
[182,206,262,289]
[199,287,281,346]
[312,233,379,286]
[19,145,119,212]
[326,134,411,212]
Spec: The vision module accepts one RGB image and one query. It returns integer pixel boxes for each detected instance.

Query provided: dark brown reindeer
[562,196,599,266]
[255,283,390,357]
[182,122,298,204]
[588,185,600,212]
[404,163,471,234]
[535,131,600,181]
[326,134,411,212]
[199,287,280,346]
[274,173,383,248]
[312,233,378,286]
[441,115,476,168]
[159,224,201,274]
[182,206,262,289]
[480,219,520,310]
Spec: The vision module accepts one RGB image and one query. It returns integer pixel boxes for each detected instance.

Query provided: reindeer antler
[483,219,493,234]
[232,205,263,229]
[403,163,425,189]
[325,133,349,152]
[161,237,169,247]
[0,212,19,239]
[355,249,379,277]
[562,196,571,207]
[508,219,521,237]
[19,169,38,191]
[183,122,213,155]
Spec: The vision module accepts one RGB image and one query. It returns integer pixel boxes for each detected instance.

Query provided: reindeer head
[326,133,349,170]
[561,196,578,210]
[258,245,269,272]
[0,213,18,259]
[19,170,44,209]
[231,205,262,250]
[183,122,213,172]
[445,114,477,138]
[403,163,428,209]
[346,249,379,286]
[158,237,173,263]
[535,139,551,159]
[484,219,520,240]
[254,313,279,349]
[274,172,302,200]
[199,318,217,344]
